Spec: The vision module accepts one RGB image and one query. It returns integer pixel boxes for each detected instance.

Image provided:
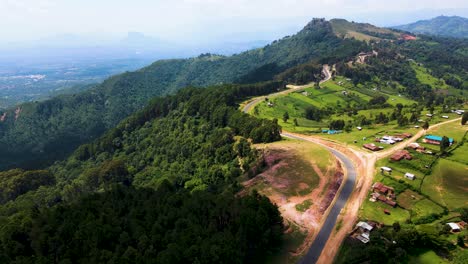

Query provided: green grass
[408,249,449,264]
[411,62,451,89]
[360,198,410,225]
[411,199,445,220]
[422,159,468,210]
[295,199,313,212]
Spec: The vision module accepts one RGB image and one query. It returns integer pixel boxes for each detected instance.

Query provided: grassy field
[295,199,313,212]
[411,62,451,90]
[360,198,410,225]
[422,159,468,210]
[249,139,336,264]
[408,249,450,264]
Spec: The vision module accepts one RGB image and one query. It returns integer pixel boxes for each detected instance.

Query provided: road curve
[282,133,357,264]
[242,65,332,114]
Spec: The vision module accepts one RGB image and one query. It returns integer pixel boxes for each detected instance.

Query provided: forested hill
[0,82,284,263]
[392,16,468,38]
[0,18,367,170]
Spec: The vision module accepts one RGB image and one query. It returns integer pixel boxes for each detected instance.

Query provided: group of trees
[0,184,283,263]
[0,82,288,262]
[336,222,461,264]
[0,19,366,171]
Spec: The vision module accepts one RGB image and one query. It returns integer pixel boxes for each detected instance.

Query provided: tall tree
[440,136,451,153]
[462,112,468,125]
[283,112,290,123]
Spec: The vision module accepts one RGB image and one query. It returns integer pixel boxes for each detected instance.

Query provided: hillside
[0,83,285,263]
[393,16,468,38]
[0,18,367,170]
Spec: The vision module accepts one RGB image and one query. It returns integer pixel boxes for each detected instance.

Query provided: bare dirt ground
[241,141,343,257]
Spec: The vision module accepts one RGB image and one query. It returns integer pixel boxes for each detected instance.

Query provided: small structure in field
[380,167,392,174]
[380,139,396,144]
[384,209,391,215]
[357,126,362,131]
[363,143,383,151]
[357,221,374,232]
[408,142,425,151]
[404,173,415,180]
[327,130,342,135]
[354,221,376,244]
[423,135,454,146]
[447,223,461,232]
[395,133,412,139]
[390,150,412,161]
[441,115,449,119]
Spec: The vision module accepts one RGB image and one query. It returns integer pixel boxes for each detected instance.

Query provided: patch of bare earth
[242,144,344,257]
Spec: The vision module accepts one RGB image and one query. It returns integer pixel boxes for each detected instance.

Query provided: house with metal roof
[423,135,454,146]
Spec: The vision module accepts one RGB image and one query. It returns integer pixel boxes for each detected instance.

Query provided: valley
[0,14,466,264]
[240,48,467,262]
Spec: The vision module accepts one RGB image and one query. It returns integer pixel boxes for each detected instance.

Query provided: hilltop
[330,18,401,41]
[392,16,468,38]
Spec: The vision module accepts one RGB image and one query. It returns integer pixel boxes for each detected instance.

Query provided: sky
[1,0,467,44]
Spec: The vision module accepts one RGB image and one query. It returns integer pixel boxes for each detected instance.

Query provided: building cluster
[353,221,377,243]
[451,109,465,115]
[370,182,397,207]
[390,149,412,161]
[375,133,411,145]
[363,143,383,151]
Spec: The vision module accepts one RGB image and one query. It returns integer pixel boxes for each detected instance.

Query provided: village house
[447,223,461,232]
[390,150,412,161]
[404,173,416,180]
[423,135,454,146]
[395,133,412,139]
[380,138,396,144]
[408,142,425,151]
[354,221,376,244]
[363,143,383,151]
[372,182,394,195]
[380,167,392,174]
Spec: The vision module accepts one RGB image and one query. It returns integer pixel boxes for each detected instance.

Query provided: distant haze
[1,0,467,47]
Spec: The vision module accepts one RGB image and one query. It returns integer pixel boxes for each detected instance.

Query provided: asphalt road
[282,133,357,264]
[241,65,356,263]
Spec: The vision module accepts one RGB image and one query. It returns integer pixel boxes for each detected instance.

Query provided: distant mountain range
[392,16,468,38]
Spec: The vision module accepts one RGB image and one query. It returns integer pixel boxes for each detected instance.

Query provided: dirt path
[242,65,331,114]
[240,64,462,263]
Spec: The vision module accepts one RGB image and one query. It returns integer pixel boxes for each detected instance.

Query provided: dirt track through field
[240,63,463,263]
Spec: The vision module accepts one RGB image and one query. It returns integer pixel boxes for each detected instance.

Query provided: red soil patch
[242,144,344,257]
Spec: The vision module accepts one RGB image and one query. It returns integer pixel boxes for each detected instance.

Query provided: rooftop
[425,135,454,143]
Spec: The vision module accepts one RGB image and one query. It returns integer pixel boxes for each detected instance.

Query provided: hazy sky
[1,0,467,43]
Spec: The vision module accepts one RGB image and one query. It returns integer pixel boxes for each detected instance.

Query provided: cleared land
[242,139,341,263]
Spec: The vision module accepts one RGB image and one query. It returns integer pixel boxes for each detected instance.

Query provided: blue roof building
[424,135,454,145]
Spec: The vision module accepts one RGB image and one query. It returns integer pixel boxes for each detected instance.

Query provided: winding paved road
[241,63,463,264]
[282,133,357,264]
[242,64,356,263]
[242,65,331,114]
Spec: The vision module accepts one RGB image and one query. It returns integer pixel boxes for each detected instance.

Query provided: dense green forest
[0,18,366,170]
[0,82,287,263]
